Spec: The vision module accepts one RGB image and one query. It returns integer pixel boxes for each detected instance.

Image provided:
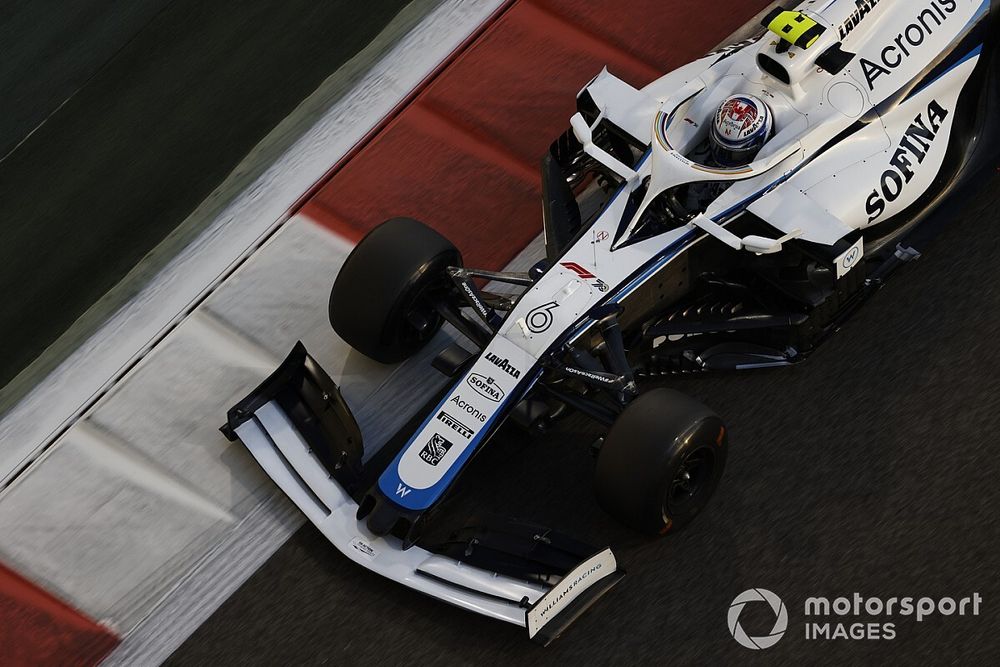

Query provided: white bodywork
[381,0,987,511]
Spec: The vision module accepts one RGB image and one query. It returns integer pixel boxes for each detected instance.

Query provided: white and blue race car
[223,0,998,644]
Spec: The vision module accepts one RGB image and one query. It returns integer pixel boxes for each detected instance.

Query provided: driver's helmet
[709,94,774,167]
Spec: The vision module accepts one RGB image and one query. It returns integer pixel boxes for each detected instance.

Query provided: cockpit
[546,7,863,255]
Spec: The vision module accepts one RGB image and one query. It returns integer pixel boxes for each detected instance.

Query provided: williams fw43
[223,0,998,644]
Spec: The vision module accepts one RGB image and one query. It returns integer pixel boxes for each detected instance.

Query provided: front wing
[222,343,624,644]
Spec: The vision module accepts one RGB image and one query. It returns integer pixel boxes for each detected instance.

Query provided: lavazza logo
[727,589,983,649]
[484,352,520,379]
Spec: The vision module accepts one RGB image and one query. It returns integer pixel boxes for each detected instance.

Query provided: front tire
[330,218,461,364]
[595,389,727,535]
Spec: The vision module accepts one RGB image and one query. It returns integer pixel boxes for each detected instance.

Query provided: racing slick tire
[330,217,461,364]
[595,389,727,535]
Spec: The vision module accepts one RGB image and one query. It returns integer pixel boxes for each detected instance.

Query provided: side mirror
[742,235,783,254]
[742,229,802,255]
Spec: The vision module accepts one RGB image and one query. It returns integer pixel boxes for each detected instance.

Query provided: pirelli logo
[436,411,475,440]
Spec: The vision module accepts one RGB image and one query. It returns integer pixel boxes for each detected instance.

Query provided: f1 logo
[396,483,411,498]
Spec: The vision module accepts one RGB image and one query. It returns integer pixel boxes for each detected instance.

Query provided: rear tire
[330,218,461,364]
[595,389,727,535]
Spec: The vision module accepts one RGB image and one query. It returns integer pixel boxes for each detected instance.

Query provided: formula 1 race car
[223,0,998,644]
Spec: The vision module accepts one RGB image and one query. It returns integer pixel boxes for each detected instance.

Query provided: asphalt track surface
[171,137,1000,666]
[0,0,414,390]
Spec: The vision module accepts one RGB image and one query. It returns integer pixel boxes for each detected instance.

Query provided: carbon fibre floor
[169,142,1000,664]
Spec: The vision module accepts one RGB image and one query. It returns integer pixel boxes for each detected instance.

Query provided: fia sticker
[349,536,379,561]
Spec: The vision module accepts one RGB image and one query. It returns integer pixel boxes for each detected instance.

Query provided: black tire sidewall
[329,218,460,363]
[595,389,728,535]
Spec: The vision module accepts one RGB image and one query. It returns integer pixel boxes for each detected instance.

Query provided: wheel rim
[394,255,456,352]
[398,287,442,348]
[665,446,715,516]
[397,290,443,351]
